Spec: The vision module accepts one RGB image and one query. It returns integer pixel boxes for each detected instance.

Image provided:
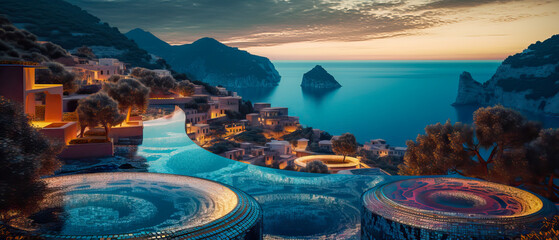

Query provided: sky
[67,0,559,60]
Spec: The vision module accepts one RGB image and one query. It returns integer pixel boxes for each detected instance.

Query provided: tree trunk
[80,124,86,138]
[104,125,110,142]
[126,106,132,123]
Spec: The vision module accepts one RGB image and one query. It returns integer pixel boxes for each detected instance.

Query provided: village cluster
[0,53,407,174]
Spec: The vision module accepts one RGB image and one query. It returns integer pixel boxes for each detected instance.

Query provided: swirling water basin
[5,173,263,239]
[139,109,392,239]
[361,177,558,239]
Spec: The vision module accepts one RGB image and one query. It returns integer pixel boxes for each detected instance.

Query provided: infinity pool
[138,110,395,239]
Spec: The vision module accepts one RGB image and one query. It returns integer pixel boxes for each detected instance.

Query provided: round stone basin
[361,177,558,238]
[379,178,542,217]
[254,193,360,238]
[4,172,262,239]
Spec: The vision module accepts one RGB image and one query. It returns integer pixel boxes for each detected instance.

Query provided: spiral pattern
[4,172,262,240]
[361,177,558,239]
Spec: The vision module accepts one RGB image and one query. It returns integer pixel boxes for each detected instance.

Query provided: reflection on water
[301,87,340,104]
[234,60,559,145]
[139,110,397,239]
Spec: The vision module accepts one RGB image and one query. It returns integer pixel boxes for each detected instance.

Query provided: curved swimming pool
[138,110,394,239]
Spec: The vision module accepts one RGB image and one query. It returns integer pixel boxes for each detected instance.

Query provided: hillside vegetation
[0,0,163,68]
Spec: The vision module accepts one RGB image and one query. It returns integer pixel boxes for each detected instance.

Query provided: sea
[232,60,559,146]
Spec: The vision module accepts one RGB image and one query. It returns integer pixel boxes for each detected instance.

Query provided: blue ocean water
[234,60,559,146]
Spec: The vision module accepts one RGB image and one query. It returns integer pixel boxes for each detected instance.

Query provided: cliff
[125,29,281,88]
[301,65,341,89]
[454,34,559,115]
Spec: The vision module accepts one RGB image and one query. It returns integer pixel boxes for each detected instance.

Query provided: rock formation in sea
[126,29,281,88]
[454,34,559,115]
[301,65,342,89]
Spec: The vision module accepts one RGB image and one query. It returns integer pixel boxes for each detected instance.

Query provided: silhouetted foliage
[0,97,62,222]
[191,80,220,95]
[0,1,164,68]
[104,78,150,122]
[36,62,77,94]
[399,105,559,200]
[76,92,125,140]
[302,160,330,174]
[319,131,333,141]
[283,127,314,142]
[332,133,357,162]
[239,100,254,116]
[173,80,195,97]
[107,74,124,83]
[524,129,559,201]
[205,139,240,154]
[130,67,177,93]
[75,45,96,59]
[234,128,267,145]
[209,125,227,138]
[0,15,69,62]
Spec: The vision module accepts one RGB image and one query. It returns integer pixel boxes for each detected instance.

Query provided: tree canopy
[75,45,96,59]
[173,80,195,97]
[107,74,124,83]
[0,15,68,62]
[130,67,177,93]
[399,105,559,201]
[36,61,78,94]
[332,133,357,162]
[104,78,150,122]
[0,97,62,222]
[76,92,125,140]
[303,160,330,174]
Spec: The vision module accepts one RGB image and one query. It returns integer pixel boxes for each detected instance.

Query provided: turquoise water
[139,111,397,239]
[234,60,559,146]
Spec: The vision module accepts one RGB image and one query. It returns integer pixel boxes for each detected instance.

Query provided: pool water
[138,110,395,239]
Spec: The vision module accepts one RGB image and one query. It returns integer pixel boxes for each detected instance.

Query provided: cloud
[66,0,553,47]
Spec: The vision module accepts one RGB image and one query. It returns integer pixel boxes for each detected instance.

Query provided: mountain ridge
[125,28,281,88]
[0,0,163,69]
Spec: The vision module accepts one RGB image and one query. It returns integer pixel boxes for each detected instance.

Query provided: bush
[234,128,267,145]
[205,139,240,154]
[302,160,330,174]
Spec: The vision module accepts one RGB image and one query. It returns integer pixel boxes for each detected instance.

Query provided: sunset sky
[67,0,559,60]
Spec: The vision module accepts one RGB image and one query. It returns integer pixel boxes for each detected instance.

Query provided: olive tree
[130,67,176,94]
[0,97,62,222]
[332,133,357,162]
[104,78,150,122]
[36,61,78,94]
[76,93,125,141]
[399,105,559,200]
[524,129,559,200]
[173,80,195,97]
[75,45,96,59]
